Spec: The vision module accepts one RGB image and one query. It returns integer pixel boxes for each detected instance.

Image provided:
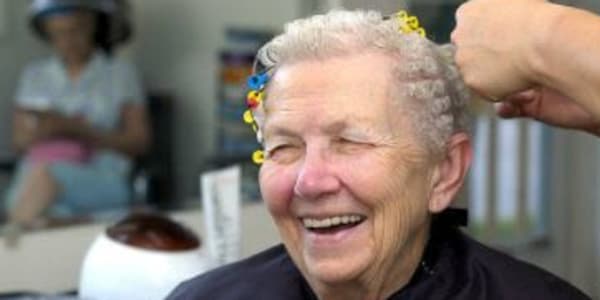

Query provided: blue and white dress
[6,50,145,217]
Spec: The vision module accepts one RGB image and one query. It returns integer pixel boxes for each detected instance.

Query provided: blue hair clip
[247,73,270,90]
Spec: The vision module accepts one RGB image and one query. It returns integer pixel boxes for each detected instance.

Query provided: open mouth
[301,215,366,234]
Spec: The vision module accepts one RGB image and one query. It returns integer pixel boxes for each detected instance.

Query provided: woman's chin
[302,250,371,286]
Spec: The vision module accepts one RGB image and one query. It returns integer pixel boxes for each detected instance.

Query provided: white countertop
[0,203,280,294]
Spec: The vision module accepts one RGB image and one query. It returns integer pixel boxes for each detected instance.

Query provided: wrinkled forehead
[261,53,412,135]
[265,53,398,109]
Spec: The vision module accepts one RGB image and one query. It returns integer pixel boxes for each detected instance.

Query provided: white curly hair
[252,9,471,155]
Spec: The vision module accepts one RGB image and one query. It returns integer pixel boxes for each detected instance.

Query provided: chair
[130,91,175,209]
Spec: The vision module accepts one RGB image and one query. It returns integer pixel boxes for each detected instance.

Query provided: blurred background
[0,0,597,298]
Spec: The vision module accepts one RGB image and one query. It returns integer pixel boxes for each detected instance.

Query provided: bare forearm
[13,130,34,153]
[91,104,152,158]
[531,4,600,120]
[14,111,92,152]
[91,128,150,158]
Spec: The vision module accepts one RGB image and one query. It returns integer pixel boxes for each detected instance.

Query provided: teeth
[331,216,340,226]
[302,215,364,229]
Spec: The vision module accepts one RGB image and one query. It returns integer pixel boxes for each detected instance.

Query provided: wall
[519,129,600,297]
[567,3,600,293]
[128,0,303,202]
[536,1,600,297]
[0,1,49,157]
[338,0,407,13]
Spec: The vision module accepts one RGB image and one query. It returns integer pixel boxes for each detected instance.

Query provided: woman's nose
[293,150,341,200]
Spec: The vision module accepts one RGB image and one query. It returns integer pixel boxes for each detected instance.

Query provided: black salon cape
[167,210,590,300]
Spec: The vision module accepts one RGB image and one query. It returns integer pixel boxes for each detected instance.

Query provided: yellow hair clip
[243,109,255,124]
[397,10,408,19]
[252,150,265,164]
[246,90,264,109]
[395,10,427,37]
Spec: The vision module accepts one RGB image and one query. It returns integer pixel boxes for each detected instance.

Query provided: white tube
[201,165,242,266]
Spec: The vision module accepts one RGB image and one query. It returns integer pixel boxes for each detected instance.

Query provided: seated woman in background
[5,0,149,229]
[168,10,590,300]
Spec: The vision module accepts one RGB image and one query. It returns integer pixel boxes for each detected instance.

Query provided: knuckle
[454,51,467,68]
[462,72,480,89]
[450,30,458,44]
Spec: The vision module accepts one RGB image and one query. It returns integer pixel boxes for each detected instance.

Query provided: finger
[469,85,502,103]
[495,102,522,118]
[451,9,464,44]
[454,2,466,22]
[502,89,538,104]
[450,29,458,44]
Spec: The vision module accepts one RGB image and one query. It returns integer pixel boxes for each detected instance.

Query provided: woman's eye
[338,138,361,145]
[266,144,298,162]
[267,145,288,155]
[335,138,370,153]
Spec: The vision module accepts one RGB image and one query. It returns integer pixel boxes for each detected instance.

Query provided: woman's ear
[428,133,472,213]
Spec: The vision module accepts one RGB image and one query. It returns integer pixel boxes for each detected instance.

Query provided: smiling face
[259,52,440,293]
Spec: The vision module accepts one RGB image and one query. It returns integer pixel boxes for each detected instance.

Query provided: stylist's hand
[451,0,548,99]
[496,87,600,135]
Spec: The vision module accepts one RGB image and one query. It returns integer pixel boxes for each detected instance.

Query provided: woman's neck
[67,64,85,81]
[63,51,94,81]
[310,223,431,300]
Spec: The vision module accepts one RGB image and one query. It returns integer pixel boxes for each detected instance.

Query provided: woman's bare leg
[9,164,59,226]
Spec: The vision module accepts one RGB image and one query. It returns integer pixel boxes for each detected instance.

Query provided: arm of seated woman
[86,103,151,158]
[12,108,89,153]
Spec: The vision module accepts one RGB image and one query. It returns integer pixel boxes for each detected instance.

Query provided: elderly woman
[4,0,148,229]
[168,10,589,300]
